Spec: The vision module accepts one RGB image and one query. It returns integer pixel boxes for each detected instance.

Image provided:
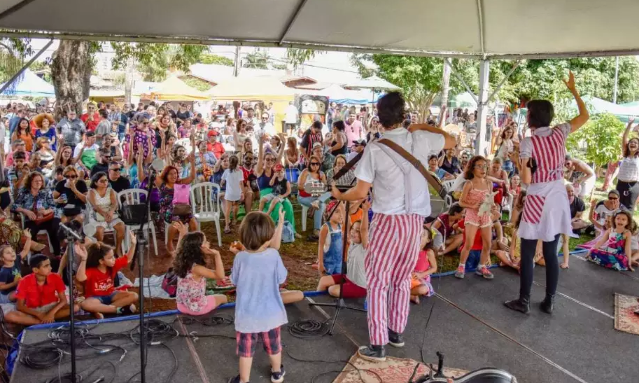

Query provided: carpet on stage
[614,293,639,335]
[333,353,468,383]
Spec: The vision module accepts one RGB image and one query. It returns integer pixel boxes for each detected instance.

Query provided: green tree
[110,43,206,81]
[199,53,234,66]
[286,48,324,69]
[180,76,212,92]
[0,38,33,83]
[243,49,270,69]
[566,113,625,170]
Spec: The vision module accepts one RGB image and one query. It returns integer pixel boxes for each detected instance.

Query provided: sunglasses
[65,175,77,179]
[609,197,619,201]
[110,168,122,172]
[310,162,320,166]
[265,158,275,162]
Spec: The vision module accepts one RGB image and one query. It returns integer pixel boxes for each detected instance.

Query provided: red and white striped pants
[365,213,423,346]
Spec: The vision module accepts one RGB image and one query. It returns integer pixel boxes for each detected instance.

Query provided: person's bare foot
[410,295,420,304]
[94,312,104,320]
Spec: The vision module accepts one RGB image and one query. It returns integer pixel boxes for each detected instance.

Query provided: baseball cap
[274,164,283,171]
[608,190,620,198]
[207,130,219,137]
[312,142,322,149]
[353,139,367,147]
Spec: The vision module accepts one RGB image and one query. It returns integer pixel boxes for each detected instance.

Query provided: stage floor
[10,254,639,383]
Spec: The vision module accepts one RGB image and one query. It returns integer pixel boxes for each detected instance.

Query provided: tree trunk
[124,56,135,104]
[51,40,92,120]
[440,59,451,122]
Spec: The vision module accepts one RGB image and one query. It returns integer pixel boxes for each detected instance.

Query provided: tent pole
[0,39,53,95]
[476,60,490,156]
[445,58,479,105]
[487,60,521,103]
[279,0,309,45]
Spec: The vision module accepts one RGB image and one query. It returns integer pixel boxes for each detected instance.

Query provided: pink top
[176,271,207,313]
[414,250,430,272]
[520,123,570,184]
[345,120,363,147]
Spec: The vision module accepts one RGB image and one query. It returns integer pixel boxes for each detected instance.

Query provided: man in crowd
[8,151,29,194]
[285,101,299,136]
[90,147,112,176]
[256,112,276,138]
[74,132,99,177]
[345,112,363,147]
[206,130,225,160]
[5,139,30,167]
[94,109,112,146]
[81,103,100,132]
[347,139,367,162]
[58,109,86,153]
[312,142,334,174]
[300,121,323,166]
[108,161,131,193]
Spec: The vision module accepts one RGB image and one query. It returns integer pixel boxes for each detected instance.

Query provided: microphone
[59,223,82,241]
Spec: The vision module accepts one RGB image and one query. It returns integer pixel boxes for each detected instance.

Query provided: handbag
[162,268,178,298]
[377,139,447,199]
[171,184,192,216]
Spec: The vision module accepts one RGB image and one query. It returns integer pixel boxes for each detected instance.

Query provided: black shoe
[504,296,530,314]
[540,295,555,314]
[357,345,386,362]
[388,329,405,348]
[227,376,248,383]
[270,364,285,383]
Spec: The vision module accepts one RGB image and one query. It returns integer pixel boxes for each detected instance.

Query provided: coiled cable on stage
[179,314,234,327]
[129,319,178,345]
[288,319,330,338]
[20,346,63,369]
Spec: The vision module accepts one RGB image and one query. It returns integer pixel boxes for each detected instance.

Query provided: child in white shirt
[221,155,245,234]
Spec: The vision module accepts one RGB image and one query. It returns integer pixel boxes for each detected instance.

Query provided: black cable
[179,314,234,326]
[125,343,177,383]
[285,349,383,383]
[287,319,330,338]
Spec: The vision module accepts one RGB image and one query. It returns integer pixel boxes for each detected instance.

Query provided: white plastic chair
[190,182,222,247]
[19,214,54,253]
[84,197,127,254]
[442,179,456,192]
[117,189,158,256]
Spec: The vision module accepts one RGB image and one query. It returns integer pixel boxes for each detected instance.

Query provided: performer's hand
[331,184,341,199]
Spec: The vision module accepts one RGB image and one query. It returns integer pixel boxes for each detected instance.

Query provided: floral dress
[588,231,630,271]
[176,272,207,313]
[159,183,193,224]
[464,186,491,228]
[123,127,157,160]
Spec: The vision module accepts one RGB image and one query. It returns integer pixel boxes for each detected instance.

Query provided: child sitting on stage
[410,228,438,304]
[76,232,139,319]
[229,209,287,383]
[5,254,79,325]
[0,230,31,304]
[173,229,228,316]
[316,200,370,299]
[318,201,345,275]
[586,210,636,271]
[430,203,464,255]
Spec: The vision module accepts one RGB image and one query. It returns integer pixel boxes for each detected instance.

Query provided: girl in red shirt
[77,232,138,319]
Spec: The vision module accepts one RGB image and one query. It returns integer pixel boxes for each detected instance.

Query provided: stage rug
[614,293,639,335]
[333,353,468,383]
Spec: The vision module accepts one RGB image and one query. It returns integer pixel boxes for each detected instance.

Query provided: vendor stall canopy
[1,0,639,58]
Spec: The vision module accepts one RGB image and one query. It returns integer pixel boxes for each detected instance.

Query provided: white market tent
[1,0,638,58]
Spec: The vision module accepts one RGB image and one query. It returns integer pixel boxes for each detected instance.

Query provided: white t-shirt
[221,169,244,202]
[285,105,298,124]
[355,128,445,216]
[73,143,100,158]
[347,243,367,288]
[593,201,617,228]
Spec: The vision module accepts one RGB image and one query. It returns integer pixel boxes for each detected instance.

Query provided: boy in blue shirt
[229,209,287,383]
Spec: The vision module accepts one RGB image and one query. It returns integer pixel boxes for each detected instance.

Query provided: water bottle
[60,194,68,204]
[363,299,368,311]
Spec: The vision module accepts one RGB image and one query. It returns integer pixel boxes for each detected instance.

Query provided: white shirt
[285,105,298,124]
[355,128,445,216]
[221,168,244,202]
[617,156,639,182]
[256,122,276,137]
[347,243,367,288]
[73,142,99,158]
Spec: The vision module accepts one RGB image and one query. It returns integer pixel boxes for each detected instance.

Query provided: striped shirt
[520,123,571,184]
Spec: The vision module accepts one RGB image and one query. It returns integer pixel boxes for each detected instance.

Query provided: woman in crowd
[326,121,347,157]
[11,118,34,152]
[233,119,250,151]
[55,144,75,168]
[34,114,57,151]
[616,118,639,211]
[35,137,56,179]
[564,155,595,199]
[124,114,156,162]
[12,172,62,257]
[505,71,589,314]
[102,133,123,162]
[366,116,382,142]
[327,154,355,187]
[439,148,461,175]
[224,117,235,135]
[494,124,516,176]
[488,157,510,206]
[0,208,45,253]
[298,155,328,239]
[194,140,216,182]
[170,145,190,179]
[589,189,621,237]
[155,154,197,254]
[53,166,88,223]
[86,172,126,256]
[256,137,295,232]
[212,153,229,201]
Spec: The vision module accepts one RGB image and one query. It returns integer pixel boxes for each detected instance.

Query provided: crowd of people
[1,72,639,382]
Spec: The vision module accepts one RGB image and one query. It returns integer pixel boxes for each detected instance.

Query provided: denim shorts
[92,292,118,305]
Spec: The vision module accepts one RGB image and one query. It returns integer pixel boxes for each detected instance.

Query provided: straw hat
[33,113,55,129]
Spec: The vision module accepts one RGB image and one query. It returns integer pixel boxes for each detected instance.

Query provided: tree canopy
[110,43,206,82]
[199,53,233,66]
[566,113,626,168]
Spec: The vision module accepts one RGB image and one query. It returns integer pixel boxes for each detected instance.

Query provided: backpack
[162,268,178,298]
[281,221,295,243]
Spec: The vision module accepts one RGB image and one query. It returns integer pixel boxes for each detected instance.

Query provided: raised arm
[180,152,197,184]
[256,135,265,175]
[409,123,456,149]
[622,118,635,150]
[564,71,589,133]
[276,134,286,164]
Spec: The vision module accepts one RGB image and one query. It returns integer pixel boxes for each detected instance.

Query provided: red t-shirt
[458,218,483,251]
[83,257,128,297]
[81,112,100,132]
[15,273,65,309]
[207,141,225,159]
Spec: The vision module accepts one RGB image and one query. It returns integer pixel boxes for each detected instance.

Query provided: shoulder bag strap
[377,138,447,199]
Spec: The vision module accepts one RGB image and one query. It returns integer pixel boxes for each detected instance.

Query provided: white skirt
[519,179,575,242]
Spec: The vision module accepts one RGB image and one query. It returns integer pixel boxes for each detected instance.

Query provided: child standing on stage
[173,228,229,316]
[316,200,370,298]
[229,209,287,383]
[456,156,495,280]
[318,200,345,275]
[222,155,245,234]
[586,210,636,271]
[411,228,438,304]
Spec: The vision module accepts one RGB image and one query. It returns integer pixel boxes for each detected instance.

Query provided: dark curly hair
[376,92,405,128]
[90,171,108,189]
[526,100,554,129]
[22,171,45,191]
[173,232,206,278]
[623,137,639,158]
[613,210,638,234]
[160,166,179,183]
[463,156,487,180]
[86,241,114,269]
[333,120,345,132]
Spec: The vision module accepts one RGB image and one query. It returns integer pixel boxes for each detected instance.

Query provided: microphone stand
[59,223,82,383]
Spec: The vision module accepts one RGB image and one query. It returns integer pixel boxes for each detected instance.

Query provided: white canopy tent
[1,0,639,58]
